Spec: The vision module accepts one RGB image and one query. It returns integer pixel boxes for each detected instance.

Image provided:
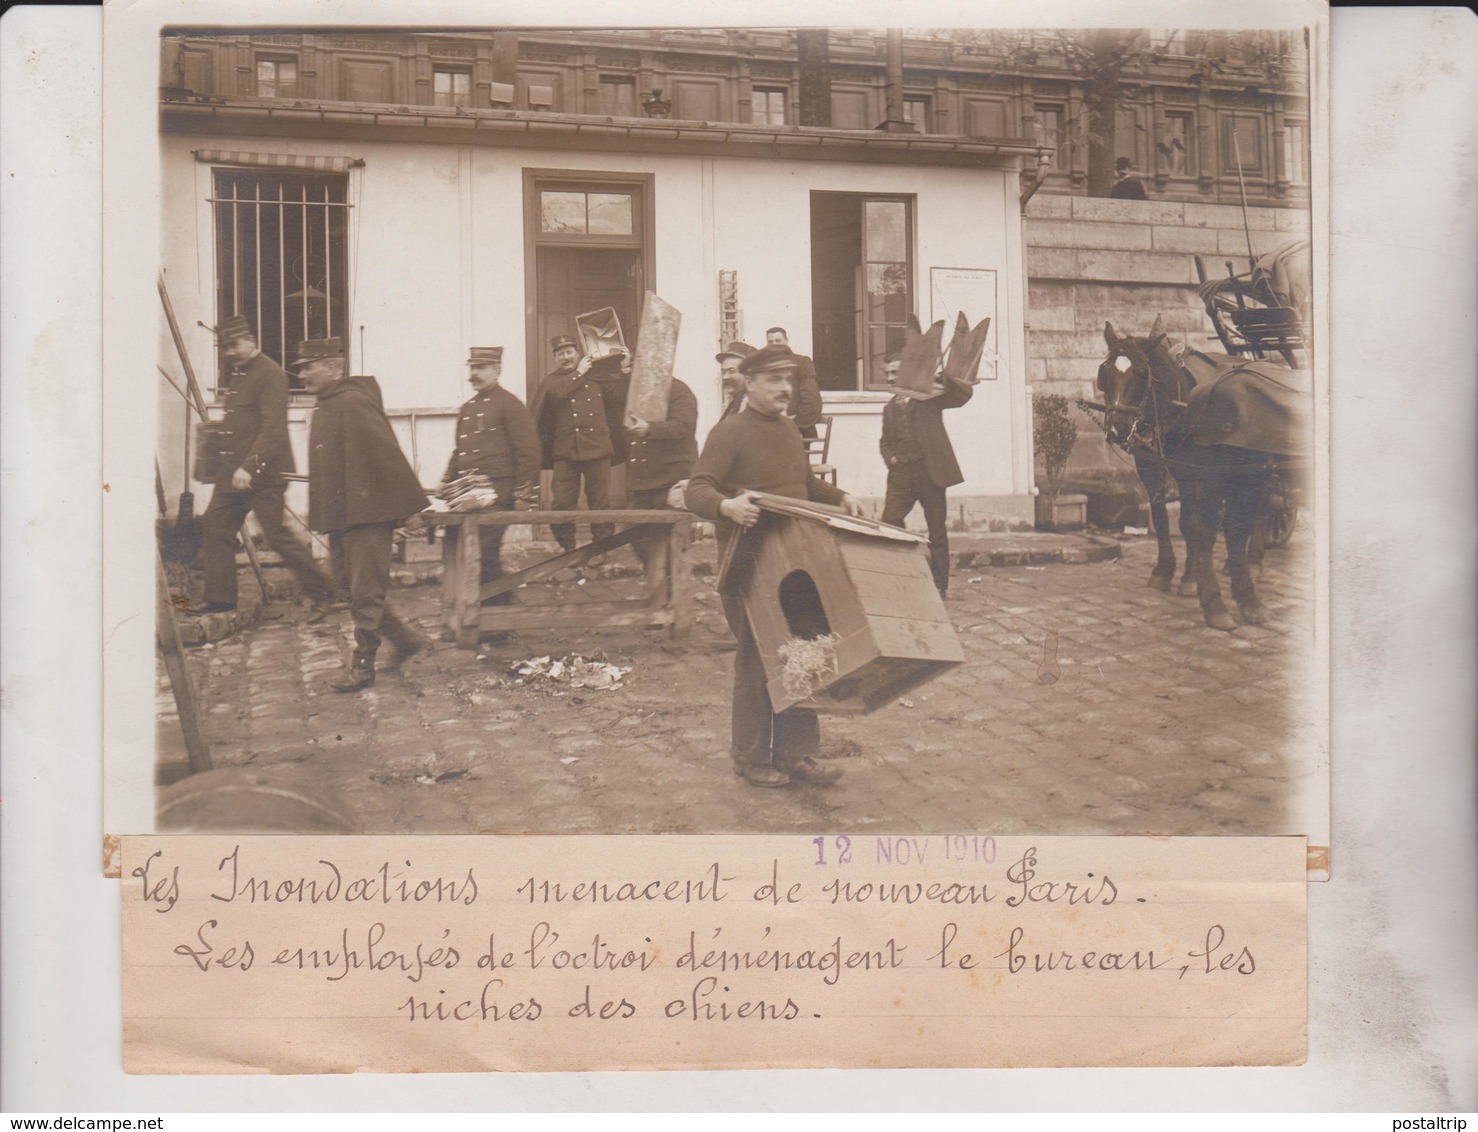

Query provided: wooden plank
[156,550,212,775]
[424,509,686,528]
[439,521,465,640]
[838,536,933,578]
[847,567,954,622]
[480,605,676,633]
[453,518,482,648]
[477,525,651,604]
[866,613,966,662]
[668,518,691,637]
[627,291,681,422]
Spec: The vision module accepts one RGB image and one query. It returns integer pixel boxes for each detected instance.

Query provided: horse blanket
[1180,349,1312,457]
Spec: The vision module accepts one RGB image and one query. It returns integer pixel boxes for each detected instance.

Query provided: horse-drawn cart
[1194,240,1311,369]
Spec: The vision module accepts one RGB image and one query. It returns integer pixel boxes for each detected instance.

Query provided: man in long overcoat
[442,346,540,606]
[297,337,429,692]
[879,354,974,595]
[195,314,339,614]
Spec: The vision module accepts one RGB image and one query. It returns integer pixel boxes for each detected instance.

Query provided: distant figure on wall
[1109,157,1149,200]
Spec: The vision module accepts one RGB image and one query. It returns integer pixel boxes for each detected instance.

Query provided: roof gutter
[161,97,1047,167]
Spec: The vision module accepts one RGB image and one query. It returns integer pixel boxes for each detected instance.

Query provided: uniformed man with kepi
[441,346,541,607]
[295,337,430,693]
[532,334,630,558]
[194,314,340,615]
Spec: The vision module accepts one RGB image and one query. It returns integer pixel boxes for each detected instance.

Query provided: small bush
[1033,393,1079,503]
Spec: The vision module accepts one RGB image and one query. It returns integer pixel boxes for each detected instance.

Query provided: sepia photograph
[124,18,1327,845]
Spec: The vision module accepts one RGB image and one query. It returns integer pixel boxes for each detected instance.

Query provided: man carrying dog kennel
[685,344,867,789]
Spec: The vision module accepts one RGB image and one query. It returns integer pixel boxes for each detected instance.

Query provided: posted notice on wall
[122,835,1306,1073]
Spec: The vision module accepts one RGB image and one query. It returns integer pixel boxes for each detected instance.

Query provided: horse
[1093,319,1311,631]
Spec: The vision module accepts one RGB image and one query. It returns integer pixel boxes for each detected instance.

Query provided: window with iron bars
[212,168,350,387]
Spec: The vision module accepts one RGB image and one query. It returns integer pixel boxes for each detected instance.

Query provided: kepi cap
[290,337,345,367]
[467,346,504,366]
[738,343,800,377]
[549,335,578,353]
[715,340,756,364]
[215,314,253,343]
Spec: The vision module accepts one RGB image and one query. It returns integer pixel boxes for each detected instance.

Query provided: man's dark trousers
[720,591,820,770]
[550,457,613,551]
[882,461,951,594]
[327,521,410,658]
[201,484,338,608]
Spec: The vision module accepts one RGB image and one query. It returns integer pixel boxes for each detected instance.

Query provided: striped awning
[192,149,364,173]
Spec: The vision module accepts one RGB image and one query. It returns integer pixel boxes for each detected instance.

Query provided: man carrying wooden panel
[685,344,867,789]
[879,353,974,597]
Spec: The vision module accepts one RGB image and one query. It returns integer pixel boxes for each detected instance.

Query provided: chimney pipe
[879,28,914,132]
[796,28,831,127]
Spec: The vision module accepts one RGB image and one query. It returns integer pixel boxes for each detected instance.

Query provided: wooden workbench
[423,509,693,648]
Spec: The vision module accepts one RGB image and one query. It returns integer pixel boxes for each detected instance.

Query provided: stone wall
[1023,195,1311,477]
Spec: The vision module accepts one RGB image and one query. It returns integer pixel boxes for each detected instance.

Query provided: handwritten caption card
[122,835,1306,1073]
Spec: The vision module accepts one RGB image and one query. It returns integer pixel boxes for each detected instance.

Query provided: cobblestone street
[158,531,1320,837]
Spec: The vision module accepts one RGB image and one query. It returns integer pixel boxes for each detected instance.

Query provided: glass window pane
[586,193,633,235]
[540,191,587,233]
[865,201,906,262]
[866,262,909,324]
[280,62,297,86]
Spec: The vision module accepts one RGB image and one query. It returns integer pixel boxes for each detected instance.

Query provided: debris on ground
[1123,525,1149,536]
[509,654,632,691]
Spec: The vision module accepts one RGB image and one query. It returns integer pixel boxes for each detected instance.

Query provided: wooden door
[532,247,642,398]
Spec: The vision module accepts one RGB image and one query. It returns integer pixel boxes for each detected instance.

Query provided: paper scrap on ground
[121,835,1305,1073]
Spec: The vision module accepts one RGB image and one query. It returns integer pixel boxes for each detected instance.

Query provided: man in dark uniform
[879,353,974,596]
[296,337,429,693]
[195,314,339,614]
[532,335,629,556]
[624,374,698,573]
[762,326,824,437]
[441,346,540,607]
[686,344,866,789]
[716,341,755,422]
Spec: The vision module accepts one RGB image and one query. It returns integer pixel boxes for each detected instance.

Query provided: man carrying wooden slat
[880,353,974,597]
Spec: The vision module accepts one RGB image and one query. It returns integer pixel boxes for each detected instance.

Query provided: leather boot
[329,653,375,693]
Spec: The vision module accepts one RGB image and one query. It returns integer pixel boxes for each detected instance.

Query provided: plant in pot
[1032,392,1087,529]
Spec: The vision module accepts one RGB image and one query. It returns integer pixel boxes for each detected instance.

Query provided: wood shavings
[777,633,840,701]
